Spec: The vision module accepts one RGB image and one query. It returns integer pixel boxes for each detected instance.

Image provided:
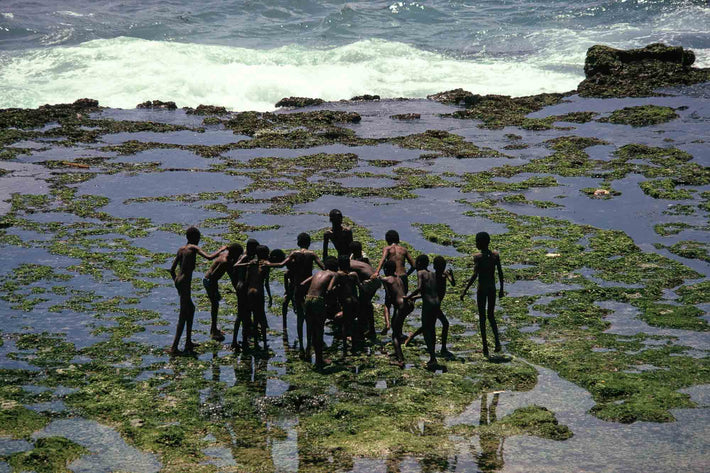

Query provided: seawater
[0,0,709,110]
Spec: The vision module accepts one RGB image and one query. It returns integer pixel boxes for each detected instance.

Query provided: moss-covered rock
[578,43,710,97]
[599,105,679,127]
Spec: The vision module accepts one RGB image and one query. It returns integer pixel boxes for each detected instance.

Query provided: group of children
[169,209,504,369]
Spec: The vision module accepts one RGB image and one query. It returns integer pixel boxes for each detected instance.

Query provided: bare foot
[166,347,181,357]
[211,330,225,342]
[440,349,455,359]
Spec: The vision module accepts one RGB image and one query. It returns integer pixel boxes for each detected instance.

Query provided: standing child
[379,260,414,365]
[460,232,504,358]
[327,256,363,357]
[203,243,244,342]
[168,226,226,355]
[323,209,353,259]
[301,257,339,368]
[233,245,275,349]
[405,255,455,358]
[230,239,258,350]
[405,255,440,369]
[372,229,416,334]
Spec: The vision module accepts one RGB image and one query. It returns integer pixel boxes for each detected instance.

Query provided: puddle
[33,418,161,473]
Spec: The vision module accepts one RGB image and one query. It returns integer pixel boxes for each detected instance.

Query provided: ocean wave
[0,37,583,111]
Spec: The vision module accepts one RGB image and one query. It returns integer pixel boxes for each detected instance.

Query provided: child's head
[433,255,446,272]
[256,245,270,260]
[475,232,490,250]
[270,248,286,263]
[338,255,351,272]
[227,243,243,260]
[385,229,399,244]
[186,226,200,244]
[350,241,363,256]
[415,254,429,270]
[329,209,343,225]
[383,260,396,276]
[324,256,339,271]
[246,238,259,255]
[297,232,311,249]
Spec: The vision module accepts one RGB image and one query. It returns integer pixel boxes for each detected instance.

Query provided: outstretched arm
[405,250,416,275]
[301,275,314,287]
[264,270,272,307]
[313,253,325,270]
[194,244,227,261]
[447,269,456,287]
[405,271,423,300]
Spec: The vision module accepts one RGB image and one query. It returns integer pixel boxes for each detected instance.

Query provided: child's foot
[482,349,490,359]
[494,345,503,353]
[211,330,225,342]
[231,342,241,352]
[166,347,182,357]
[404,334,415,346]
[440,349,455,359]
[380,325,390,335]
[184,343,199,354]
[426,359,439,370]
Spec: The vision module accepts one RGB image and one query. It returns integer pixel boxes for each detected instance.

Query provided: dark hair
[383,260,396,275]
[270,248,286,263]
[350,241,363,254]
[228,243,243,259]
[415,254,429,270]
[385,229,399,244]
[329,209,342,222]
[433,255,446,271]
[338,255,351,272]
[475,232,490,247]
[297,232,311,248]
[256,245,270,260]
[186,226,200,244]
[324,256,339,271]
[246,238,259,249]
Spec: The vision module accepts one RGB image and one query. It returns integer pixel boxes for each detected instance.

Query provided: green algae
[496,405,572,440]
[5,436,88,473]
[676,281,710,304]
[654,222,693,236]
[0,406,48,439]
[660,240,709,263]
[598,105,679,127]
[390,130,502,158]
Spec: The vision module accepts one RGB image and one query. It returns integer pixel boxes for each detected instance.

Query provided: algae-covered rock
[578,43,710,97]
[390,113,421,120]
[599,105,679,127]
[446,93,567,129]
[349,94,380,101]
[0,98,100,129]
[427,88,475,105]
[275,97,325,108]
[185,104,229,115]
[136,100,177,110]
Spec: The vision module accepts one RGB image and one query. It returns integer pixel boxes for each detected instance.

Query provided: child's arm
[459,269,478,301]
[169,252,180,281]
[264,268,272,307]
[446,269,456,286]
[405,250,417,276]
[405,271,423,300]
[495,252,504,298]
[300,275,314,287]
[193,244,228,261]
[313,253,326,270]
[372,247,388,278]
[326,274,338,294]
[322,231,331,259]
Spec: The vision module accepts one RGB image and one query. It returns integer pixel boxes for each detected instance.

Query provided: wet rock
[446,93,567,129]
[275,97,325,108]
[136,100,177,110]
[578,43,710,97]
[390,113,420,120]
[0,99,101,129]
[185,104,229,115]
[350,94,380,101]
[427,88,474,105]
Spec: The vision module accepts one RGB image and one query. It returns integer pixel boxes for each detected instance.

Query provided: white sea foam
[0,37,583,111]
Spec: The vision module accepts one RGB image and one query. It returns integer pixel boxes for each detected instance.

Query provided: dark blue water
[1,1,708,109]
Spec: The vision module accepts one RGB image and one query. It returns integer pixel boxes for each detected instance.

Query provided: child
[327,256,363,357]
[405,255,440,368]
[372,229,416,334]
[203,243,244,342]
[349,240,370,264]
[230,238,258,350]
[348,258,380,339]
[460,232,504,358]
[168,226,226,355]
[301,256,339,368]
[323,209,353,259]
[379,260,414,365]
[405,255,455,358]
[233,245,275,349]
[275,233,325,355]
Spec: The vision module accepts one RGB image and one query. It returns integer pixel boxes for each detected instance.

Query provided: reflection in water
[475,392,504,472]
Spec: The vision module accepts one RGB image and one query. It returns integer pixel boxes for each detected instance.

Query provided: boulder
[275,97,325,108]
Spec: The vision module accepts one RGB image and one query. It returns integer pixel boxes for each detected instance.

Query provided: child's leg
[477,291,489,356]
[390,307,404,362]
[184,296,196,351]
[437,308,451,355]
[171,307,186,353]
[421,304,437,364]
[487,291,501,351]
[404,326,423,346]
